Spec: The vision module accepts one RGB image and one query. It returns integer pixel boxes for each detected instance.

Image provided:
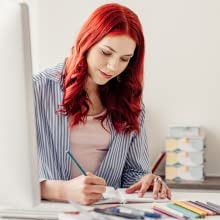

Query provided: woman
[33,3,171,205]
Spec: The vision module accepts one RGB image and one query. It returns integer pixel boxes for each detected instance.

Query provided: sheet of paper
[117,188,169,203]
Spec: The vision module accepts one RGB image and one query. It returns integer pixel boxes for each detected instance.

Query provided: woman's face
[86,34,136,86]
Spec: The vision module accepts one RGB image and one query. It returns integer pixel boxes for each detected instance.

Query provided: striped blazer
[33,62,150,188]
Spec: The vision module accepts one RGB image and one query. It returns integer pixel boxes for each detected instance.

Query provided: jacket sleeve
[33,74,58,182]
[121,103,151,187]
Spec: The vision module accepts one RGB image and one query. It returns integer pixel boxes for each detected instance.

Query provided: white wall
[27,0,220,176]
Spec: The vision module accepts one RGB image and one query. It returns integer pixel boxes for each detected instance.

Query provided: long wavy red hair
[58,3,145,134]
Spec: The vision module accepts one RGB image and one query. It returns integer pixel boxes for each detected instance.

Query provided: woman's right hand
[64,173,106,205]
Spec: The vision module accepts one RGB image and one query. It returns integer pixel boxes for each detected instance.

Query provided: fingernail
[154,194,158,199]
[138,192,143,198]
[160,194,165,198]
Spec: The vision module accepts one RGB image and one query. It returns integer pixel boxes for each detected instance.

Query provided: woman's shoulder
[139,101,146,124]
[33,62,64,84]
[32,62,64,99]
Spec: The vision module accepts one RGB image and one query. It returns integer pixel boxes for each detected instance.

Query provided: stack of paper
[165,125,205,181]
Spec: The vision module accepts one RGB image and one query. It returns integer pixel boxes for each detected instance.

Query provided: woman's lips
[99,70,112,79]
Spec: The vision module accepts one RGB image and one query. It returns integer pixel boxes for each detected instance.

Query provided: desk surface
[1,189,220,220]
[94,189,220,219]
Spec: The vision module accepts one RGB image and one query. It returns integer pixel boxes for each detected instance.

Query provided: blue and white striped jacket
[33,63,150,188]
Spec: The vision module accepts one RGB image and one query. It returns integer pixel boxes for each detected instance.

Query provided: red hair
[59,3,145,133]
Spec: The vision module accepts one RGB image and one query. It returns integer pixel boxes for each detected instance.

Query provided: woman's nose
[107,58,119,72]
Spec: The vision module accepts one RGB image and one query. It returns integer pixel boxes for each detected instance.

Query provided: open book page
[95,187,169,205]
[117,188,169,203]
[94,187,122,205]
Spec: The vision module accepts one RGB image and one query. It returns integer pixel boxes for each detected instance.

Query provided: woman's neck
[84,76,104,116]
[84,76,98,95]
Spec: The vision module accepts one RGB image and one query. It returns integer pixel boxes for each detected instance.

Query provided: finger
[82,184,106,194]
[87,192,104,205]
[83,175,106,186]
[86,172,95,176]
[152,181,161,199]
[81,193,102,205]
[86,192,103,200]
[167,188,172,199]
[125,182,141,194]
[138,180,152,198]
[86,197,102,205]
[160,183,168,199]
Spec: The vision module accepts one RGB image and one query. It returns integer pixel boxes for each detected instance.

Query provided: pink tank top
[70,110,110,178]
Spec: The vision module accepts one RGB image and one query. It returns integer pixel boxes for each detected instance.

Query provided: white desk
[1,189,220,219]
[121,189,220,220]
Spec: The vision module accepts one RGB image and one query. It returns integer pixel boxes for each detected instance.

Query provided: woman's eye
[102,50,112,56]
[121,58,129,62]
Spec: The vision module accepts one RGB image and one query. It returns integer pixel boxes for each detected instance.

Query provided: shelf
[165,176,220,190]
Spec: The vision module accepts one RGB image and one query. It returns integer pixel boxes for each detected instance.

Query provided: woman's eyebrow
[103,45,134,57]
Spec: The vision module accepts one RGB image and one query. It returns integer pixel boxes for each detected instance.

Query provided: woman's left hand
[125,174,171,200]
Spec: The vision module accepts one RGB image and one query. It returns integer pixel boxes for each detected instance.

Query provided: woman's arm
[121,103,150,187]
[40,174,106,205]
[121,103,171,199]
[41,180,67,202]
